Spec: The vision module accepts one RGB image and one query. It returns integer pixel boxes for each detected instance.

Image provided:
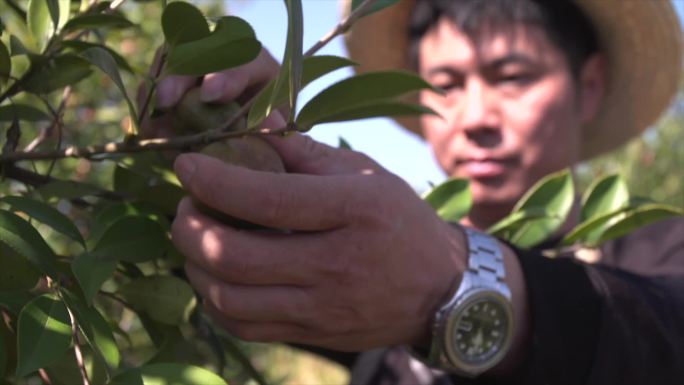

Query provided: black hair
[408,0,600,79]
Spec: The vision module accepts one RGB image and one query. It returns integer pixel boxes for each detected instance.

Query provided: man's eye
[498,73,533,85]
[435,81,463,92]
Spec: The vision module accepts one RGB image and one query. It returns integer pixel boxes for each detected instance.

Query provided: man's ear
[578,53,606,124]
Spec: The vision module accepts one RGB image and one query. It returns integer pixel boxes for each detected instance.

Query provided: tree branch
[66,306,91,385]
[0,125,291,162]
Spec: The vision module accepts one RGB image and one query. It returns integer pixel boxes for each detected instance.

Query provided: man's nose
[458,80,498,132]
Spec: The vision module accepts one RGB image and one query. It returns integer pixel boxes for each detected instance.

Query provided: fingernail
[157,79,183,109]
[201,76,225,102]
[174,154,197,186]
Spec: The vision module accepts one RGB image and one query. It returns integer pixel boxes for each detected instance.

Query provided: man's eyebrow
[423,53,538,76]
[424,65,463,77]
[485,53,538,69]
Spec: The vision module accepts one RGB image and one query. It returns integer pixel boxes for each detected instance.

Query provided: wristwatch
[421,226,514,377]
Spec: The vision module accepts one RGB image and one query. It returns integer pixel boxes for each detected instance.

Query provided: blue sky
[230,0,684,192]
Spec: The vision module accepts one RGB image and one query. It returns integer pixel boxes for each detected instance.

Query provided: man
[160,0,684,383]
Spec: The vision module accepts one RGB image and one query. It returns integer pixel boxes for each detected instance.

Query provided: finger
[263,132,382,175]
[200,49,279,103]
[156,75,198,109]
[186,262,314,325]
[172,198,334,284]
[203,302,313,344]
[174,153,362,230]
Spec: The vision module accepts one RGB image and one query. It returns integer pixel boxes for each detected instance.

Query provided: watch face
[449,297,510,365]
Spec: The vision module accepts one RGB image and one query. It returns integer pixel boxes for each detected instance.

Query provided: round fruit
[173,88,246,133]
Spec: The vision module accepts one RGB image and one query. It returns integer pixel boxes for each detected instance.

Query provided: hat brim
[343,0,683,160]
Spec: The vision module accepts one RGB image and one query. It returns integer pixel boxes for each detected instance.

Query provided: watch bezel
[443,287,514,376]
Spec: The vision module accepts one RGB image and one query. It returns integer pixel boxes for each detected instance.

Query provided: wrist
[414,226,523,377]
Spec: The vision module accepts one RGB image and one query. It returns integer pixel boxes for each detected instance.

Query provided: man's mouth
[455,157,514,179]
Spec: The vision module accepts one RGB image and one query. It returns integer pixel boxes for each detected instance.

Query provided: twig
[304,0,376,57]
[25,88,72,153]
[66,306,92,385]
[137,46,168,127]
[38,368,54,385]
[3,165,128,202]
[0,125,291,162]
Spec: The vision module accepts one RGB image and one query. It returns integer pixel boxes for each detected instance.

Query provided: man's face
[419,18,587,212]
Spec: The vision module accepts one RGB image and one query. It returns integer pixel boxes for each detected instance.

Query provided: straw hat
[343,0,683,160]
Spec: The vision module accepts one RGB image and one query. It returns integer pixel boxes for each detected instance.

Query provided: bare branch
[0,125,291,162]
[304,0,377,57]
[66,306,91,385]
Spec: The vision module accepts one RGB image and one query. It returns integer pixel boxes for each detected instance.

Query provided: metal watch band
[462,227,509,297]
[416,225,512,374]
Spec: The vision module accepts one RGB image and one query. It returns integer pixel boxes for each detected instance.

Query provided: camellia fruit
[173,89,286,229]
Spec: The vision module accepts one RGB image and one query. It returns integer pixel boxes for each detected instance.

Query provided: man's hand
[171,131,469,351]
[139,48,282,140]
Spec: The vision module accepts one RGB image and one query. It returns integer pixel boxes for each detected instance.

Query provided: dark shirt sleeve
[465,217,684,385]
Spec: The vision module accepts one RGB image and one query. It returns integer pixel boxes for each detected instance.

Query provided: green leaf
[165,16,261,76]
[581,174,629,222]
[487,207,550,237]
[0,195,85,246]
[10,35,32,56]
[248,54,357,129]
[338,136,352,150]
[89,202,169,243]
[0,104,51,121]
[562,208,627,246]
[61,291,120,370]
[351,0,400,17]
[0,209,58,278]
[117,276,197,326]
[15,294,72,377]
[45,0,70,33]
[89,202,170,246]
[62,40,134,73]
[57,0,70,30]
[80,47,138,132]
[71,252,116,305]
[62,13,133,32]
[299,101,437,129]
[280,0,304,123]
[109,363,227,385]
[423,178,471,222]
[296,71,440,130]
[597,204,683,244]
[0,40,10,85]
[27,0,52,51]
[161,1,210,46]
[507,169,575,248]
[35,180,102,202]
[113,165,185,216]
[22,54,93,94]
[92,216,170,263]
[0,290,35,316]
[0,242,41,290]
